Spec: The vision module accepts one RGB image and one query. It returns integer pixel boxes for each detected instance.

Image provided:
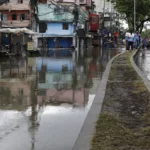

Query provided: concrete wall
[1,8,30,28]
[1,10,30,21]
[0,0,30,10]
[43,23,74,36]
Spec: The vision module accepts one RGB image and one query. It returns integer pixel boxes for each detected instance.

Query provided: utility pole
[103,0,106,14]
[134,0,136,31]
[110,5,113,34]
[103,0,106,23]
[0,12,2,46]
[30,0,37,32]
[73,4,79,51]
[0,12,2,28]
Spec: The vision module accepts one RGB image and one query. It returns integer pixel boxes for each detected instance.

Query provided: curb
[131,50,150,92]
[73,51,124,150]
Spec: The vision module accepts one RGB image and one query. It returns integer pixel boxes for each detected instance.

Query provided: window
[12,14,17,20]
[62,23,69,30]
[1,14,7,21]
[39,22,47,33]
[20,14,26,21]
[18,0,23,3]
[18,88,23,95]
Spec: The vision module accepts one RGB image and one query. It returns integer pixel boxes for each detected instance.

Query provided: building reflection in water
[36,57,89,107]
[0,46,119,149]
[0,47,119,109]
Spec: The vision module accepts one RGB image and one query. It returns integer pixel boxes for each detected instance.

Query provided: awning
[0,28,37,35]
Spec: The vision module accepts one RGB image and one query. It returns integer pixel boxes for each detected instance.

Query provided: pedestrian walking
[128,31,134,50]
[113,31,119,44]
[102,28,109,37]
[134,31,140,49]
[125,31,130,50]
[142,37,147,49]
[104,37,115,49]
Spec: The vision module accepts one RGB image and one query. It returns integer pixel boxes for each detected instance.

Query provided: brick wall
[1,10,31,27]
[1,10,30,21]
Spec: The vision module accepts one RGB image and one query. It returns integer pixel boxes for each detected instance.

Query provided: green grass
[91,50,150,150]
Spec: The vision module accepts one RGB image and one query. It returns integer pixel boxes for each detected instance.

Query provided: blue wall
[36,58,73,72]
[48,38,72,48]
[44,23,74,35]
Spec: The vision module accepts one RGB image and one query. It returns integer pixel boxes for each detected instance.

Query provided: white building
[94,0,114,13]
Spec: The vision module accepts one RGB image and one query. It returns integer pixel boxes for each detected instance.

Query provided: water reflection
[0,47,120,118]
[0,47,120,150]
[135,50,150,80]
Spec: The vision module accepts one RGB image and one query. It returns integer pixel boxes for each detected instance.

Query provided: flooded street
[0,47,122,150]
[135,49,150,80]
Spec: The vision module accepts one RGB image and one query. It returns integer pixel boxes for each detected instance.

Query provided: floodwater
[135,49,150,80]
[0,47,122,150]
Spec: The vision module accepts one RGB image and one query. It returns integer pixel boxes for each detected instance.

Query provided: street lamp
[134,0,136,31]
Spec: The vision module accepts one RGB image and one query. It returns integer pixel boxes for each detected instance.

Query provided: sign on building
[27,42,34,51]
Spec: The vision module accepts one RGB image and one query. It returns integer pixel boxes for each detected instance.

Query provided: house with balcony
[36,0,90,56]
[0,0,31,45]
[37,2,74,52]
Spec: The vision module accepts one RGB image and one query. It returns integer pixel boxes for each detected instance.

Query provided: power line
[36,2,88,21]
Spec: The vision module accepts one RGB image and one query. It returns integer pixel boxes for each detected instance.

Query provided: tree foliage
[107,0,150,32]
[141,29,150,38]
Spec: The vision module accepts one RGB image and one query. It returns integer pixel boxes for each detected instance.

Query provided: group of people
[102,29,119,49]
[125,31,147,50]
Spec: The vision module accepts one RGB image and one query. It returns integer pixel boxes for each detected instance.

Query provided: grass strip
[91,51,150,150]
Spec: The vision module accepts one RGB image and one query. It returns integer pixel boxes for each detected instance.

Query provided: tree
[141,29,150,38]
[107,0,150,32]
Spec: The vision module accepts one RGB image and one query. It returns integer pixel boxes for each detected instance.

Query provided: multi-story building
[37,0,75,54]
[94,0,119,32]
[0,0,31,46]
[35,0,92,56]
[94,0,113,13]
[0,0,30,28]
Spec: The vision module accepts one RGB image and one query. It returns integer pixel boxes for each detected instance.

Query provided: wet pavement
[135,49,150,80]
[0,47,123,150]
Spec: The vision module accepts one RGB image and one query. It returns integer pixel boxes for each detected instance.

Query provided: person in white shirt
[125,31,130,50]
[128,32,135,50]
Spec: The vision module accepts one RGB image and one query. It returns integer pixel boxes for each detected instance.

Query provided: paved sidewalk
[73,52,123,150]
[73,48,150,150]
